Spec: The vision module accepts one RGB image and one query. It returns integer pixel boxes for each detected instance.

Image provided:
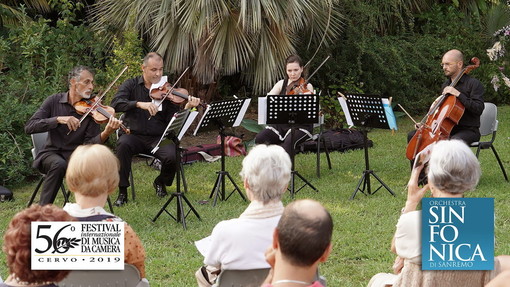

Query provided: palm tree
[90,0,343,95]
[0,0,50,27]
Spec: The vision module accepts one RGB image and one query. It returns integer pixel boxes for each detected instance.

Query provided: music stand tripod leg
[153,129,200,228]
[182,193,201,220]
[225,172,246,201]
[370,171,395,196]
[210,171,225,207]
[350,170,370,200]
[288,128,318,198]
[152,193,177,223]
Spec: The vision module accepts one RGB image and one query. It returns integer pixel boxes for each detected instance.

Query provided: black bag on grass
[322,128,371,152]
[0,186,14,202]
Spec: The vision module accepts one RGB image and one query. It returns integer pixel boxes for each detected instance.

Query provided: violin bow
[305,55,330,83]
[398,104,418,125]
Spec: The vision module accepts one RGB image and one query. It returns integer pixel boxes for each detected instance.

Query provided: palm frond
[89,0,344,94]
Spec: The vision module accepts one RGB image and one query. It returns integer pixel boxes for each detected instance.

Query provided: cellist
[255,54,315,155]
[407,49,485,148]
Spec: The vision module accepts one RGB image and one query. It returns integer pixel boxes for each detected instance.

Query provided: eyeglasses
[441,62,459,67]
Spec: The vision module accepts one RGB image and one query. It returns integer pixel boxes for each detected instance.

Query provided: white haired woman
[369,139,510,287]
[195,144,292,287]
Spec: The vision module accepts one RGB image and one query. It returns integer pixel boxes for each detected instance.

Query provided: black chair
[470,102,508,181]
[28,132,115,212]
[297,113,333,178]
[27,132,69,207]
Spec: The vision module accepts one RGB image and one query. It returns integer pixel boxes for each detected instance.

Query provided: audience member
[1,204,74,287]
[369,139,510,287]
[63,144,146,278]
[194,144,291,287]
[262,199,333,287]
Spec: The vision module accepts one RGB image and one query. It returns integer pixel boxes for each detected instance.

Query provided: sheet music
[338,96,354,127]
[179,110,199,140]
[382,98,398,130]
[151,109,198,154]
[150,76,167,112]
[235,98,251,127]
[258,97,267,124]
[193,104,211,136]
[193,98,250,135]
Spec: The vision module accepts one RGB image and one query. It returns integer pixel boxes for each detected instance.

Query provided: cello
[406,57,480,160]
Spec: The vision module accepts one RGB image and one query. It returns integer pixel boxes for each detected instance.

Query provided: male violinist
[25,65,122,205]
[408,49,485,147]
[111,52,200,206]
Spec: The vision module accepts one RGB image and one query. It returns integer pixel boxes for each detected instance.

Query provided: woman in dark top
[255,55,314,155]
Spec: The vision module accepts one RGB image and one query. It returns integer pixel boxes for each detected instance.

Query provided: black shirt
[441,74,484,129]
[111,76,180,137]
[24,92,102,168]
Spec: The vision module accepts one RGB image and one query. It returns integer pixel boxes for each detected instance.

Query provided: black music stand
[339,93,395,200]
[264,94,319,198]
[152,109,201,229]
[194,98,251,206]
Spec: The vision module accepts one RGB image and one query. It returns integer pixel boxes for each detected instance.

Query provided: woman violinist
[407,49,485,160]
[255,54,314,155]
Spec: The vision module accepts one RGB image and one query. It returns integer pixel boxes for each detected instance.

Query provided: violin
[150,82,190,104]
[150,81,206,109]
[74,96,130,134]
[405,57,480,160]
[69,66,129,135]
[287,78,311,95]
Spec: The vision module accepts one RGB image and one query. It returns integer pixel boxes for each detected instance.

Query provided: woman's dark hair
[286,54,304,67]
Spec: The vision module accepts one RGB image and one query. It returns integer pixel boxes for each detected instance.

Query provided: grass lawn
[1,106,509,286]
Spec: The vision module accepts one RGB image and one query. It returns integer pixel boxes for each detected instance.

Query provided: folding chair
[59,263,149,287]
[470,102,508,181]
[297,113,333,178]
[213,268,270,287]
[27,132,69,207]
[28,132,115,212]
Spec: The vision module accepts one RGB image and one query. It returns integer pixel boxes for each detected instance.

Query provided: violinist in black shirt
[111,52,200,206]
[24,65,121,205]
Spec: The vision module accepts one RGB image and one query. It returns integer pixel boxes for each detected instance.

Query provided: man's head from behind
[275,199,333,267]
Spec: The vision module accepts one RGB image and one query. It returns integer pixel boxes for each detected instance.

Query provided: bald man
[262,199,333,287]
[408,49,485,145]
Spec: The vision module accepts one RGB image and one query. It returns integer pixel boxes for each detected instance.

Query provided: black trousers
[116,134,177,190]
[255,128,310,155]
[38,153,67,205]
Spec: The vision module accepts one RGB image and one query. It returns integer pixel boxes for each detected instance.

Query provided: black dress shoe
[153,180,168,197]
[114,193,128,207]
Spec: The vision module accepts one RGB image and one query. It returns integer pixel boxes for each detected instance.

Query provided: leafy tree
[0,0,50,27]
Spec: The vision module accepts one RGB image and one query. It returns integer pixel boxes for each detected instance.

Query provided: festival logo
[31,222,124,270]
[421,198,494,270]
